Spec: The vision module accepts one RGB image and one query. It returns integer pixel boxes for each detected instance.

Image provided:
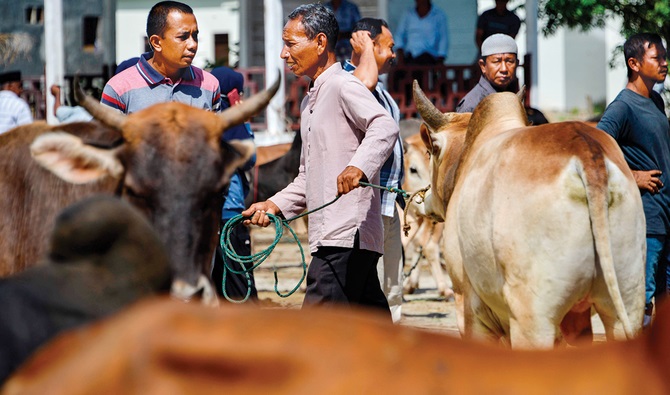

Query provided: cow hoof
[439,288,455,300]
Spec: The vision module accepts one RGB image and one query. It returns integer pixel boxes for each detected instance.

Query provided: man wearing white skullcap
[456,33,518,113]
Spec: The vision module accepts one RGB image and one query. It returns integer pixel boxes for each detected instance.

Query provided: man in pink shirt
[243,4,398,317]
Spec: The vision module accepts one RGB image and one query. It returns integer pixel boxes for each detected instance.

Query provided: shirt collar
[312,62,342,91]
[478,75,499,95]
[135,52,195,85]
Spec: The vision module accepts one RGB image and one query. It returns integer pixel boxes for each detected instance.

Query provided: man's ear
[478,58,486,73]
[316,32,327,55]
[149,35,162,52]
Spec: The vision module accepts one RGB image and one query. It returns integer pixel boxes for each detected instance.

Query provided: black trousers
[303,240,391,320]
[211,222,258,301]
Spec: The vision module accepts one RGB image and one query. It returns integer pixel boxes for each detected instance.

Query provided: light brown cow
[255,142,292,166]
[402,133,452,298]
[4,299,669,394]
[0,78,280,306]
[414,81,645,348]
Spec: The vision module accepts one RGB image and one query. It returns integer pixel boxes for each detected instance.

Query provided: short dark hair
[146,1,194,45]
[352,18,389,41]
[287,4,339,51]
[624,33,665,79]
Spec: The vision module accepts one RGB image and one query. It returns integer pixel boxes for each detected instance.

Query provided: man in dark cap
[208,66,257,302]
[456,33,518,113]
[0,71,32,134]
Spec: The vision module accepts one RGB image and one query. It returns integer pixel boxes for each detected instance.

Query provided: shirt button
[310,110,313,114]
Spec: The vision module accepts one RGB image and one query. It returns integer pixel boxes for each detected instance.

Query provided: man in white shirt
[0,71,32,134]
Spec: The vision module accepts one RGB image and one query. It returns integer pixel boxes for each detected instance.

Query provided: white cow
[413,81,645,348]
[402,133,453,299]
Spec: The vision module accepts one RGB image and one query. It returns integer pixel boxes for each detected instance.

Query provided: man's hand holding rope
[242,200,281,227]
[337,165,367,195]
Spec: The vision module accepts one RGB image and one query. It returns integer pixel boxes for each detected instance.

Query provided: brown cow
[0,78,280,306]
[3,299,668,394]
[255,142,292,166]
[0,195,170,383]
[413,81,645,348]
[0,122,121,276]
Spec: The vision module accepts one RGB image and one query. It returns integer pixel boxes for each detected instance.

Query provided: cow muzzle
[171,274,219,307]
[422,190,446,222]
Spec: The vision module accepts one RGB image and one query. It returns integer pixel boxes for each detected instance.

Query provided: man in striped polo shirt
[0,71,32,134]
[101,1,221,113]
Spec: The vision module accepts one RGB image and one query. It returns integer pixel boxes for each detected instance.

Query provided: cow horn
[218,74,281,129]
[74,76,126,130]
[413,80,449,129]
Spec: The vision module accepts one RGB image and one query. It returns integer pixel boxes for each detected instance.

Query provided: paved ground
[248,226,606,341]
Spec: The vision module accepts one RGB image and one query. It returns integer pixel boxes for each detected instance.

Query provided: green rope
[359,181,410,200]
[219,182,415,303]
[219,195,341,303]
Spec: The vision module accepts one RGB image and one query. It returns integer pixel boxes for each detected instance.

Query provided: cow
[413,80,646,348]
[246,130,302,206]
[0,195,170,383]
[0,78,280,306]
[255,141,292,166]
[402,132,453,298]
[4,299,669,394]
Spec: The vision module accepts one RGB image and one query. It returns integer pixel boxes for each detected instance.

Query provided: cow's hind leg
[508,313,556,349]
[592,300,630,341]
[463,285,502,344]
[505,287,557,349]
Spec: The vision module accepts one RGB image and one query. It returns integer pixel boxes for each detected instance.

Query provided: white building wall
[604,17,627,105]
[115,0,240,69]
[537,29,566,111]
[564,28,607,112]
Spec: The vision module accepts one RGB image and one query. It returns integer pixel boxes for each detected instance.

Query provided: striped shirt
[344,61,405,217]
[0,91,32,134]
[101,52,221,114]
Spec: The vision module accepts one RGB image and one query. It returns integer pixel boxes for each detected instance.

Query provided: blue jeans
[645,235,669,305]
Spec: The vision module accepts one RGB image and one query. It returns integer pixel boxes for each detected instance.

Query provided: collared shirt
[395,5,449,60]
[343,60,404,217]
[101,52,221,114]
[0,91,32,134]
[269,63,398,254]
[598,89,670,235]
[456,75,499,113]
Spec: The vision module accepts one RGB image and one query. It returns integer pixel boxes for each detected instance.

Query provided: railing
[236,61,529,132]
[23,57,531,131]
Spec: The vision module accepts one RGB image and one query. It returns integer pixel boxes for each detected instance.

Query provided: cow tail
[579,150,635,340]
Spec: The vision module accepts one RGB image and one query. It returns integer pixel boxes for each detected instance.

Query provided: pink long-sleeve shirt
[269,63,398,254]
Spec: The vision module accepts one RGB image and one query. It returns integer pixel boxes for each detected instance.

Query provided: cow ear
[219,139,255,185]
[30,132,124,184]
[419,123,440,157]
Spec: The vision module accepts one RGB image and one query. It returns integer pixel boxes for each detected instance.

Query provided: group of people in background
[0,0,667,326]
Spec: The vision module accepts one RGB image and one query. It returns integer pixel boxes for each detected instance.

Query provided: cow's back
[0,123,121,276]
